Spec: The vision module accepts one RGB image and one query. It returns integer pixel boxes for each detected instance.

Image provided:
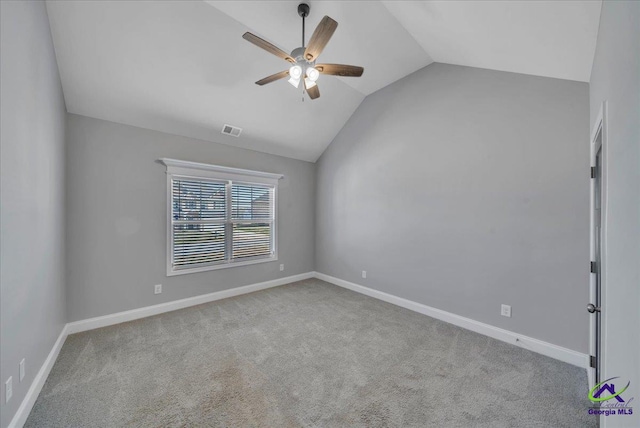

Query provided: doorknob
[587,303,601,313]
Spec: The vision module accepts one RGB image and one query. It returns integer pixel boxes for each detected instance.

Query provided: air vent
[221,124,242,137]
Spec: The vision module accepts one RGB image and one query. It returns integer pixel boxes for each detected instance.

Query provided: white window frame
[158,158,282,276]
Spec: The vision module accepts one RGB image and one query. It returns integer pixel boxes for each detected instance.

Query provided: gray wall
[0,2,68,427]
[589,2,640,427]
[66,114,315,322]
[316,63,590,353]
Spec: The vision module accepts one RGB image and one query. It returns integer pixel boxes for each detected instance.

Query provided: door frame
[588,101,608,388]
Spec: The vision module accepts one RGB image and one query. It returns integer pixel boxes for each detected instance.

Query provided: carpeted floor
[26,279,596,427]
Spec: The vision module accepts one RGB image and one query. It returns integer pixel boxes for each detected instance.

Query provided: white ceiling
[382,0,602,82]
[46,1,601,162]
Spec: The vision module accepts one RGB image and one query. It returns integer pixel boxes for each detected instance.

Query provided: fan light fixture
[288,65,303,88]
[307,67,319,81]
[242,3,365,100]
[304,78,316,89]
[304,65,319,89]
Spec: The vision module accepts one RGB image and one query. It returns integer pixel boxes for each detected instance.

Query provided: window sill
[167,255,278,276]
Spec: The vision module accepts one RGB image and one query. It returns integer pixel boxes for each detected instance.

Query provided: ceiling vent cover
[221,124,242,137]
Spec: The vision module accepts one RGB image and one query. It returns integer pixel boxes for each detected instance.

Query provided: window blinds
[170,178,275,270]
[231,184,273,260]
[171,179,227,268]
[159,158,281,275]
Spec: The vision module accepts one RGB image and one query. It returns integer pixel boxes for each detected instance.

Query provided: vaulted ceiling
[46,1,601,162]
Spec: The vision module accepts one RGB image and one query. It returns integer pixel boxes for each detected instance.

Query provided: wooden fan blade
[256,70,289,86]
[315,64,364,77]
[306,84,320,100]
[242,32,295,63]
[303,16,338,62]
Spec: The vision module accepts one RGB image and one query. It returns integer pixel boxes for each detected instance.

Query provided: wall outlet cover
[5,377,12,403]
[279,264,284,271]
[501,304,512,318]
[154,284,162,294]
[362,271,367,279]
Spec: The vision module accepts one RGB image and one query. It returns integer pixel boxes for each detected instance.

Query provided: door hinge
[591,261,597,273]
[591,166,596,179]
[590,355,597,368]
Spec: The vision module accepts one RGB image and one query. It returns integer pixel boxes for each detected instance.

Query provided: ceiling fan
[242,2,364,100]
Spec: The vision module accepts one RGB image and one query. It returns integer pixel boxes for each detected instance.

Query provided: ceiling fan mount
[297,3,310,19]
[242,2,364,100]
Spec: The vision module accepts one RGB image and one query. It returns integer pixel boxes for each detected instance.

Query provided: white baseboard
[313,272,590,369]
[587,367,595,389]
[8,324,68,428]
[67,272,314,334]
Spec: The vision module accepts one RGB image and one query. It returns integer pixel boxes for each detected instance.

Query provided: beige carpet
[26,279,596,427]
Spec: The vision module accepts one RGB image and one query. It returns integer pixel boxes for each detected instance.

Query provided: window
[159,159,281,276]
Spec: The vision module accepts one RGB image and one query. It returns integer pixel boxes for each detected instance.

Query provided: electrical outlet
[5,377,12,403]
[501,304,512,318]
[154,284,162,295]
[362,271,367,279]
[19,359,25,382]
[279,264,284,272]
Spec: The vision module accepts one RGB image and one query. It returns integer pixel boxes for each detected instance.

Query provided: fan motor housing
[290,47,315,66]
